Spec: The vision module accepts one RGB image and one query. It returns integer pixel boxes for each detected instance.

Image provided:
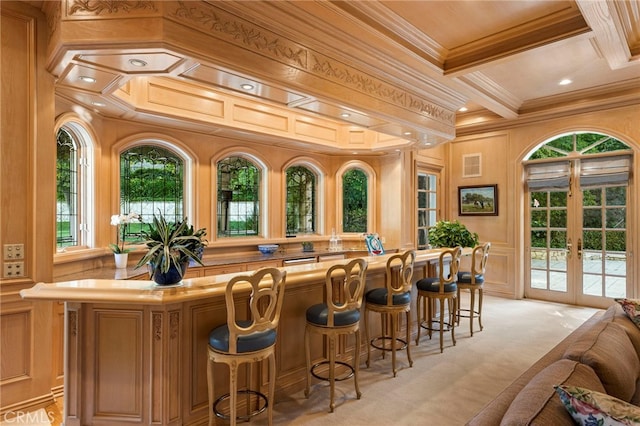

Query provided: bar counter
[21,249,446,425]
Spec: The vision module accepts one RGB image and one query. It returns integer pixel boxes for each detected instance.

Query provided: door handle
[577,239,582,260]
[567,238,572,260]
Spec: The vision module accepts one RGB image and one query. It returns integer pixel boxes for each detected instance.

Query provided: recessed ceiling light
[128,58,147,67]
[79,76,96,83]
[240,83,255,90]
[458,106,468,112]
[91,101,106,107]
[559,79,572,86]
[340,113,351,118]
[403,131,412,136]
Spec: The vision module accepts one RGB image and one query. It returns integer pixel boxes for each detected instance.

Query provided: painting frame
[458,184,498,216]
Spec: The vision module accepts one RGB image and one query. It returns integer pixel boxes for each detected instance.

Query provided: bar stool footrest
[457,308,480,319]
[418,320,454,332]
[213,389,268,421]
[311,360,354,382]
[370,336,408,352]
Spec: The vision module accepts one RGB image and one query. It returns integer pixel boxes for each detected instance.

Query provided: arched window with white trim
[217,156,262,237]
[120,145,185,240]
[56,121,94,250]
[286,165,318,236]
[338,161,376,234]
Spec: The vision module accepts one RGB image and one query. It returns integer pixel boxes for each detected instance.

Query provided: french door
[525,134,632,309]
[527,181,629,308]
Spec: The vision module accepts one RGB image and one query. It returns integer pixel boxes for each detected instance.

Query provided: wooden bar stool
[206,268,287,426]
[415,246,462,353]
[304,258,368,413]
[364,250,416,377]
[457,242,491,336]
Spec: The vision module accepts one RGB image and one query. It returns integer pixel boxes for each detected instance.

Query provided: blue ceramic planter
[151,261,188,285]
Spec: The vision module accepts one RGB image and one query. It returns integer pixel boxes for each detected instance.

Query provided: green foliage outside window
[528,133,630,252]
[217,156,260,237]
[286,166,316,235]
[343,168,367,233]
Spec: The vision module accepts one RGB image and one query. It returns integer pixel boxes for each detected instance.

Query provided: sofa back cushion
[563,321,639,402]
[500,359,605,425]
[604,302,640,355]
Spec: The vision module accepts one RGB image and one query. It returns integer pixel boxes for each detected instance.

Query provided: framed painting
[458,185,498,216]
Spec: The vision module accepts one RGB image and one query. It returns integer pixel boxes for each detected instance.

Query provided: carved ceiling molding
[67,0,157,16]
[167,1,454,127]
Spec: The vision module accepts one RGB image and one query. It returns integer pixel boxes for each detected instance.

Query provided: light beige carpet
[254,294,600,425]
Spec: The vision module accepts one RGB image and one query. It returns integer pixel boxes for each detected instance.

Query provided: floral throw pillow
[555,385,640,425]
[615,298,640,328]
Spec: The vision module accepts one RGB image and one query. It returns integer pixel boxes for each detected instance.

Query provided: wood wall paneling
[1,2,55,415]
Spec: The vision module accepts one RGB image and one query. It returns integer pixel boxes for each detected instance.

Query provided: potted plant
[135,212,207,285]
[109,212,142,268]
[428,220,479,248]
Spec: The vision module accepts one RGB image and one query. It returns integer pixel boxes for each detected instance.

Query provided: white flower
[109,212,141,253]
[110,214,121,226]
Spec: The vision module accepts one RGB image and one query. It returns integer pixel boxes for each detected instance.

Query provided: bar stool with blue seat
[364,250,416,377]
[206,267,287,426]
[304,258,368,413]
[414,246,462,353]
[457,242,491,336]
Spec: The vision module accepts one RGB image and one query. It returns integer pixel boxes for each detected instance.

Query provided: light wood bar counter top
[21,249,448,425]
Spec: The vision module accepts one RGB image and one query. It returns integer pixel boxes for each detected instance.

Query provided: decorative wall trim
[169,311,179,340]
[153,312,161,340]
[69,310,77,336]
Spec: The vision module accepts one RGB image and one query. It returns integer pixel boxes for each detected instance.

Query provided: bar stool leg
[354,328,362,399]
[229,360,238,426]
[390,313,397,377]
[469,288,476,336]
[405,310,413,367]
[415,294,422,345]
[451,297,457,347]
[329,334,336,413]
[478,288,484,331]
[304,329,311,398]
[365,308,371,367]
[438,299,445,353]
[268,353,275,426]
[207,357,215,426]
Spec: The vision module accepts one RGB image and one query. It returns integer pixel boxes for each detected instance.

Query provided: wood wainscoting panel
[150,306,183,424]
[276,279,324,388]
[0,308,31,382]
[51,302,65,397]
[184,298,228,423]
[90,308,144,422]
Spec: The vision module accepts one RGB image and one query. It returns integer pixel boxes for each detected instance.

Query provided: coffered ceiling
[41,0,640,152]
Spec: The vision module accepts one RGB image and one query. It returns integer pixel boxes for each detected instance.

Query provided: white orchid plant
[109,212,141,254]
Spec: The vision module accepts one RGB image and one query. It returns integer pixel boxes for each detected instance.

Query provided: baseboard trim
[0,392,55,418]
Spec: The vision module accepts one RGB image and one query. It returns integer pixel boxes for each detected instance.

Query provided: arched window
[342,168,368,233]
[120,145,184,240]
[217,156,261,237]
[56,122,94,250]
[286,165,317,235]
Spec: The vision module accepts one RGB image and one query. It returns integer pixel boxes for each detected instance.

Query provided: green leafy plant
[135,212,207,276]
[428,220,479,248]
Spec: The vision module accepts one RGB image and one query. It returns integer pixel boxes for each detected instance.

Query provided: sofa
[467,302,640,425]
